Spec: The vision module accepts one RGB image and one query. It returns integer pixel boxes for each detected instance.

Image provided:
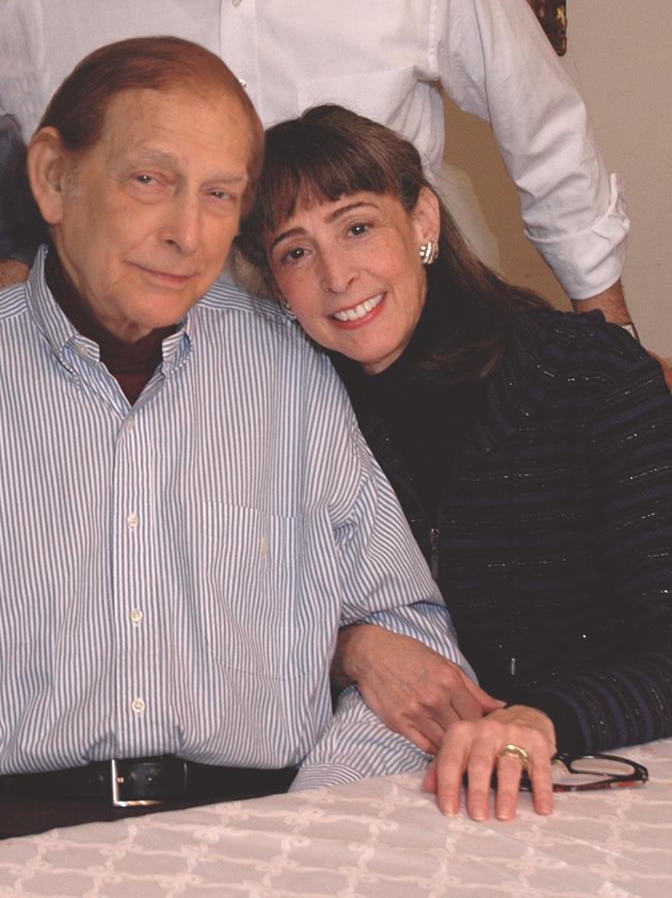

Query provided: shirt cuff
[290,763,366,791]
[526,173,630,300]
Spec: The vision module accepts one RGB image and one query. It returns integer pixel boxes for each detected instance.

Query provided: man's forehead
[97,85,251,164]
[103,83,242,127]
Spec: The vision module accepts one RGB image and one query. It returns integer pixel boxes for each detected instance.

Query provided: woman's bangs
[265,144,395,234]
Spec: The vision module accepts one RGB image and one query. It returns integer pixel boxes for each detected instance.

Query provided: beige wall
[442,1,672,355]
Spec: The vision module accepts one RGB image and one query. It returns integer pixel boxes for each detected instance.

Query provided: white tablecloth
[1,739,670,898]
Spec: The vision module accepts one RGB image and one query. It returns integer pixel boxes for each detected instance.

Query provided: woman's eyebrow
[324,201,374,223]
[271,201,377,249]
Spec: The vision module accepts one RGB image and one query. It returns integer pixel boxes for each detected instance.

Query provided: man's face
[52,85,252,342]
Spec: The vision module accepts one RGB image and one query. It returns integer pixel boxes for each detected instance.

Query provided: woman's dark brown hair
[36,35,264,213]
[237,104,546,382]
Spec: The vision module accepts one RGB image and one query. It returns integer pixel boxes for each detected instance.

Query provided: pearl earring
[279,296,297,320]
[419,241,439,265]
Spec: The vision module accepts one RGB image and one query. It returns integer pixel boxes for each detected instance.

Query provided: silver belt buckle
[110,758,162,808]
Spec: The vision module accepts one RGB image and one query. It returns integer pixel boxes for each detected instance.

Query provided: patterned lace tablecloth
[0,739,670,898]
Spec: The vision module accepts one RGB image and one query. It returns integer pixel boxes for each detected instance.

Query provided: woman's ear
[26,127,70,226]
[412,186,441,245]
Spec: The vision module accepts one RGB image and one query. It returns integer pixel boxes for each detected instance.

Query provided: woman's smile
[331,292,385,324]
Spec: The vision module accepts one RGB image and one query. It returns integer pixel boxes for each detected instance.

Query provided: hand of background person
[657,358,672,392]
[570,279,630,324]
[424,704,557,821]
[648,351,672,392]
[333,624,505,754]
[571,281,672,392]
[0,258,29,287]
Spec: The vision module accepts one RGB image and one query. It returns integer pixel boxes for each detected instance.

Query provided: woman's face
[267,188,440,374]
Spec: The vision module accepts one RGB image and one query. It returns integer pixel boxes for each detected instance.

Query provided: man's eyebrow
[271,201,376,249]
[124,148,180,168]
[123,148,247,182]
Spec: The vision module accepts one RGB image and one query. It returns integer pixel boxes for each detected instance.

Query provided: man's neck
[45,247,176,404]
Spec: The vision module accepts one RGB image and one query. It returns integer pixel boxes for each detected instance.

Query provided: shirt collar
[26,245,192,371]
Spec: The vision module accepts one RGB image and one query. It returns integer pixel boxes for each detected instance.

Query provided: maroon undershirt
[45,248,177,404]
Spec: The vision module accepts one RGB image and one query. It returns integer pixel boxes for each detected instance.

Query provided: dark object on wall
[527,0,567,56]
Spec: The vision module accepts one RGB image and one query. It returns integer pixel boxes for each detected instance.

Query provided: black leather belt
[0,756,297,807]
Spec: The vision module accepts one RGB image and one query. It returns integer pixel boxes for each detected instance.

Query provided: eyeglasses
[521,752,649,793]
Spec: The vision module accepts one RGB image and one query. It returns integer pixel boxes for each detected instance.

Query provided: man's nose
[160,192,202,254]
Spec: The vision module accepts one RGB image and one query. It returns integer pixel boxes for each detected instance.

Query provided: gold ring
[498,743,530,769]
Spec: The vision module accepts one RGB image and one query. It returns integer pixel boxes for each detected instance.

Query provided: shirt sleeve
[437,0,629,299]
[292,688,429,789]
[511,333,672,753]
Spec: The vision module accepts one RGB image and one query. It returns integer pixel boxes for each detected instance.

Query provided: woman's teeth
[332,293,383,322]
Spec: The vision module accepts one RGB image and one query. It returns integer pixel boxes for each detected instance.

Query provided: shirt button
[131,698,146,715]
[126,512,138,529]
[130,609,144,624]
[232,0,242,6]
[125,418,135,432]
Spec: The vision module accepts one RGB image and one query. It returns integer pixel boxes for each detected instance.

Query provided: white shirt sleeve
[437,0,629,299]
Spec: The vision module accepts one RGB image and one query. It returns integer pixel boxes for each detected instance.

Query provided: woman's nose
[318,248,356,294]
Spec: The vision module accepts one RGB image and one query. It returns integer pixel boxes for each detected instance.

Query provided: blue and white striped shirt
[0,249,471,788]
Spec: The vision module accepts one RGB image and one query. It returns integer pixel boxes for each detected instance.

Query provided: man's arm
[439,4,669,384]
[439,0,628,304]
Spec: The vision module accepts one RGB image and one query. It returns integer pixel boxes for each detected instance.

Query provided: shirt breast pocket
[197,502,306,679]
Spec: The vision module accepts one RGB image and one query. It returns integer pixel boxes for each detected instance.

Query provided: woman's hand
[424,705,557,821]
[332,625,504,754]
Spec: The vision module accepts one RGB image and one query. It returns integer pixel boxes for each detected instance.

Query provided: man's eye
[135,174,157,185]
[283,247,306,262]
[210,189,233,201]
[349,223,369,236]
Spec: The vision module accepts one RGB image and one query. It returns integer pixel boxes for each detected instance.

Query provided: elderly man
[0,37,493,838]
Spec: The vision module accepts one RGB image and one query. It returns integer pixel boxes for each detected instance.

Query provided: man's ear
[27,127,71,226]
[412,186,441,245]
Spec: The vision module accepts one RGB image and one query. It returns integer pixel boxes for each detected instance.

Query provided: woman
[237,105,672,819]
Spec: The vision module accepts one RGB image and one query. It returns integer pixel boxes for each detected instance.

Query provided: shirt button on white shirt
[130,609,143,624]
[125,417,135,433]
[126,512,138,529]
[131,698,146,715]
